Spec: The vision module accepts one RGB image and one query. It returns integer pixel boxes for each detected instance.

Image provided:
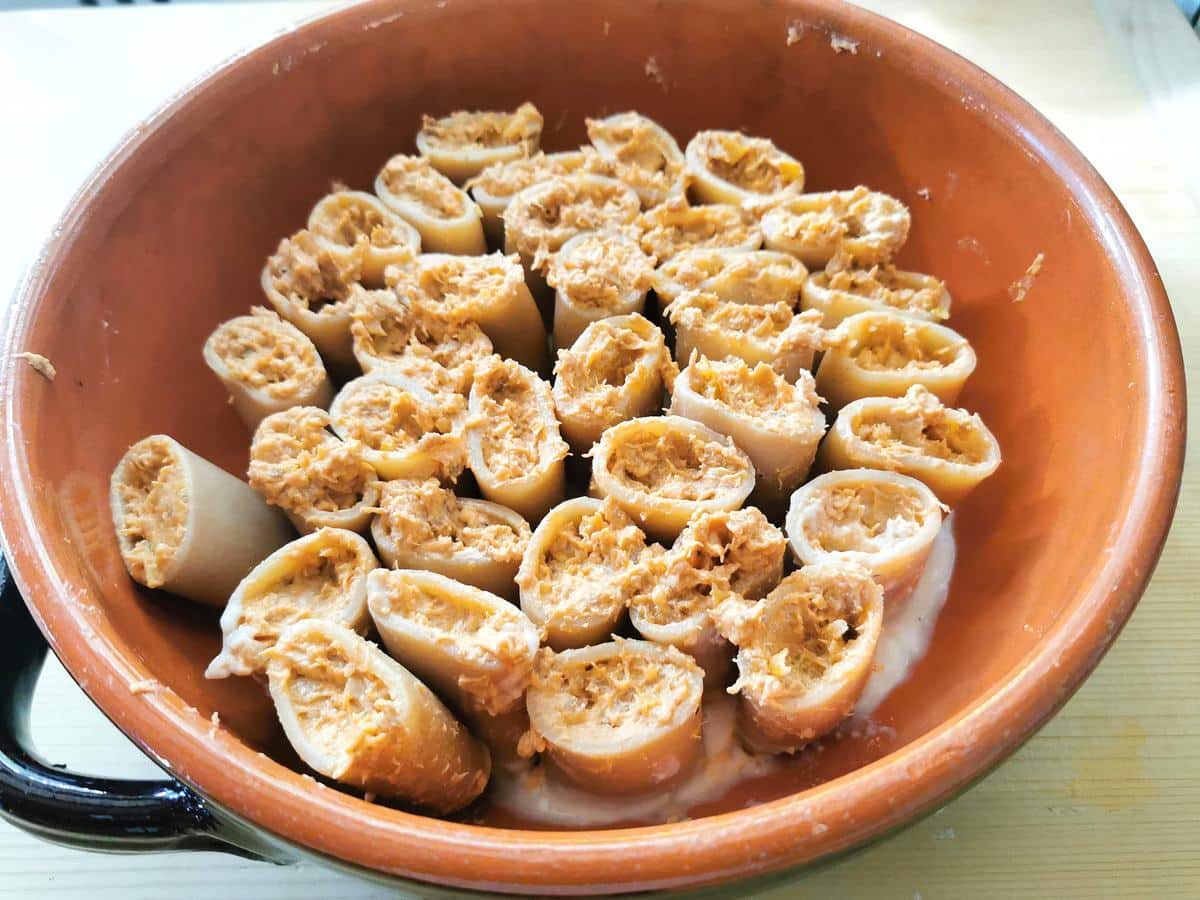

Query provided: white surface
[1,1,1198,898]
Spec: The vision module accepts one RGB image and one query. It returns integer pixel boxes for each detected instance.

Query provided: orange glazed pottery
[0,0,1184,894]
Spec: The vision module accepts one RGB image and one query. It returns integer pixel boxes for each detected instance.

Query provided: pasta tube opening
[685,130,805,205]
[110,435,291,606]
[524,640,704,795]
[329,372,467,482]
[466,357,568,522]
[203,307,333,432]
[416,102,544,183]
[818,385,1001,505]
[816,311,976,408]
[585,111,686,208]
[712,561,883,753]
[759,187,910,268]
[374,154,485,255]
[516,496,648,651]
[547,231,655,349]
[552,313,676,452]
[785,468,943,600]
[371,478,530,601]
[307,189,421,285]
[801,263,951,326]
[266,619,490,813]
[637,196,762,262]
[206,527,376,678]
[590,415,755,542]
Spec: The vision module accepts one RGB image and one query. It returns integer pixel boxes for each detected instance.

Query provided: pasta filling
[209,310,323,399]
[472,362,563,481]
[352,288,493,376]
[705,253,808,306]
[310,195,408,249]
[692,131,802,194]
[465,150,608,199]
[806,483,929,554]
[530,643,697,738]
[638,198,759,260]
[554,320,674,415]
[249,408,375,515]
[547,233,654,310]
[817,265,950,319]
[604,426,749,501]
[525,500,647,623]
[586,113,684,203]
[420,102,543,152]
[668,291,827,353]
[241,541,363,647]
[848,318,960,371]
[335,380,466,477]
[853,386,991,463]
[375,478,529,561]
[113,437,187,587]
[266,230,362,314]
[379,156,467,217]
[686,356,821,430]
[504,176,640,266]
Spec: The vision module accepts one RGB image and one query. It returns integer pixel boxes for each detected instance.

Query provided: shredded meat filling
[379,156,467,217]
[249,408,375,515]
[374,478,529,562]
[668,291,828,355]
[311,196,406,249]
[848,318,960,371]
[113,438,187,587]
[472,361,565,481]
[692,131,802,194]
[421,102,543,152]
[465,149,611,199]
[266,230,362,314]
[852,386,989,463]
[504,175,640,269]
[638,198,760,260]
[605,425,749,501]
[546,233,655,310]
[242,540,364,647]
[554,319,676,419]
[805,483,928,554]
[818,265,950,319]
[586,113,684,204]
[209,309,323,399]
[686,356,821,430]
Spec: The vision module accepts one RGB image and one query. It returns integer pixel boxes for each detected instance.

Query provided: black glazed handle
[0,555,278,859]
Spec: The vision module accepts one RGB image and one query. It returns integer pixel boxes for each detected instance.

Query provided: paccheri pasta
[785,469,943,602]
[816,311,976,408]
[374,154,486,255]
[371,478,530,601]
[552,313,676,452]
[249,406,380,535]
[113,105,1003,822]
[818,385,1001,505]
[203,308,333,431]
[306,189,421,285]
[416,102,544,184]
[801,264,951,326]
[670,354,826,507]
[206,527,377,678]
[546,231,656,349]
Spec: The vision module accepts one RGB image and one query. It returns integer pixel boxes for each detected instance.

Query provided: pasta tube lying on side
[524,639,704,794]
[637,196,762,263]
[206,527,376,678]
[466,149,611,247]
[815,311,976,409]
[374,154,486,255]
[801,264,951,326]
[758,187,910,268]
[329,372,467,482]
[413,252,547,371]
[684,129,805,205]
[203,308,333,432]
[629,507,785,686]
[669,354,826,507]
[416,102,544,183]
[817,385,1001,505]
[546,231,656,349]
[785,468,943,602]
[260,230,364,372]
[371,478,530,602]
[551,313,676,452]
[585,111,687,208]
[665,289,827,381]
[306,189,421,285]
[367,568,540,765]
[266,619,490,813]
[248,406,380,535]
[590,415,755,543]
[516,496,648,651]
[109,435,292,607]
[349,286,493,395]
[466,357,568,522]
[712,560,883,753]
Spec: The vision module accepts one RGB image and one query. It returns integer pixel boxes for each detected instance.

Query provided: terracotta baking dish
[0,0,1185,894]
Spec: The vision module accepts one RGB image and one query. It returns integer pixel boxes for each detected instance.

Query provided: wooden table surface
[1,1,1197,897]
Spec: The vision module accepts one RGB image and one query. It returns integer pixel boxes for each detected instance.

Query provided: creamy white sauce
[492,517,957,826]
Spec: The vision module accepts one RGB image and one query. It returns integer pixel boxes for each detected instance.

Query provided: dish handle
[0,555,288,861]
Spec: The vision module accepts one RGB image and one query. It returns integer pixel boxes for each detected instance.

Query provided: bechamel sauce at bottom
[491,517,957,827]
